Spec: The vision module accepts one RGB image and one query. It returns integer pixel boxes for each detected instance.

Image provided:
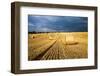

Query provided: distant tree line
[28,31,86,34]
[28,31,53,34]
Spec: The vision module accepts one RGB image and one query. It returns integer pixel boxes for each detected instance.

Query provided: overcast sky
[28,15,88,32]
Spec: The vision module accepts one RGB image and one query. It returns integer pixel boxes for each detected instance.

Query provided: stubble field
[28,32,88,60]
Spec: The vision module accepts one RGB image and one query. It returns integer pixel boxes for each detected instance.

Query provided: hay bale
[33,36,36,39]
[65,41,78,45]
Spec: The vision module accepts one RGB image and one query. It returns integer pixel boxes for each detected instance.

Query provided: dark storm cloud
[28,15,88,32]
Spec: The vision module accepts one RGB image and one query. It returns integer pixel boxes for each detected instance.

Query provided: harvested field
[28,32,88,60]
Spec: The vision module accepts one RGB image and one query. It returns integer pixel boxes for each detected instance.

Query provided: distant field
[28,32,88,60]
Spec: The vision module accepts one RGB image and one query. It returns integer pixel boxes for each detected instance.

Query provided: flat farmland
[28,32,88,60]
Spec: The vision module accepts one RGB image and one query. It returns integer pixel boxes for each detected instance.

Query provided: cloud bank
[28,15,88,32]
